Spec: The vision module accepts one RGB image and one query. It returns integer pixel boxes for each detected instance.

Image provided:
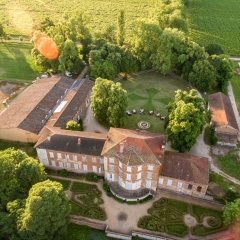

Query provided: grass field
[121,72,190,133]
[231,75,240,112]
[48,177,71,190]
[187,0,240,55]
[0,42,42,81]
[1,0,158,37]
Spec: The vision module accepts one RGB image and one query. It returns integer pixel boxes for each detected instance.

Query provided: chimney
[78,138,81,145]
[119,141,124,153]
[47,136,51,141]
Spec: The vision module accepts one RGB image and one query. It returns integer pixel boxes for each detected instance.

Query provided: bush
[103,182,110,192]
[60,169,69,177]
[139,195,153,204]
[86,172,98,182]
[114,196,124,203]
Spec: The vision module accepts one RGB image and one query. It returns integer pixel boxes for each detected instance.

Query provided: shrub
[86,172,98,182]
[66,120,82,131]
[207,217,220,228]
[114,196,124,203]
[103,182,110,192]
[60,169,69,177]
[139,195,153,204]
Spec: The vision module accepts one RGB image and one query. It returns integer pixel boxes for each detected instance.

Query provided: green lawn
[48,177,71,191]
[187,0,240,55]
[0,42,42,81]
[217,150,240,181]
[0,140,37,158]
[209,171,240,193]
[231,76,240,112]
[60,223,113,240]
[120,72,190,134]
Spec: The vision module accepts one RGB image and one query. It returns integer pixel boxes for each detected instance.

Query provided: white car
[41,74,48,78]
[65,71,73,78]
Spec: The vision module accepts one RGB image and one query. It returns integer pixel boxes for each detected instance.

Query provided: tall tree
[165,90,206,152]
[18,180,71,240]
[117,10,125,46]
[209,54,233,93]
[0,149,47,208]
[223,198,240,226]
[91,78,127,127]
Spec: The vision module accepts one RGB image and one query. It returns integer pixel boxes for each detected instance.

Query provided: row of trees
[0,149,70,240]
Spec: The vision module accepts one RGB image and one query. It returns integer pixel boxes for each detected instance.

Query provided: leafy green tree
[0,149,47,208]
[117,10,125,46]
[91,78,127,127]
[66,120,82,131]
[18,180,71,240]
[58,39,78,73]
[209,54,233,93]
[131,20,163,70]
[165,90,206,152]
[205,43,224,55]
[223,198,240,226]
[40,17,55,33]
[0,23,6,40]
[94,24,116,43]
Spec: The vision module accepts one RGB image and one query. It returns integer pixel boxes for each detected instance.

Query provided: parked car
[41,74,48,79]
[65,71,73,78]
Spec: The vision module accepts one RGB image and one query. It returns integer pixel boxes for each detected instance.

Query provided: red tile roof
[162,151,209,185]
[208,92,238,130]
[101,128,167,165]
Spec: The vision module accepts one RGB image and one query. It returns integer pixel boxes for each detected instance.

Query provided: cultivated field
[1,0,159,37]
[0,42,42,81]
[187,0,240,56]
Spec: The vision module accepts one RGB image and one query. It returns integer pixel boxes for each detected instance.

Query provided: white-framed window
[109,165,114,171]
[159,178,164,184]
[83,164,88,171]
[73,155,77,161]
[109,158,114,163]
[49,152,54,158]
[119,161,122,168]
[146,180,151,188]
[66,162,71,168]
[82,156,86,162]
[137,173,141,179]
[119,169,122,176]
[148,165,153,171]
[167,179,172,186]
[126,182,132,190]
[59,161,63,168]
[100,158,104,164]
[177,182,182,189]
[51,160,56,166]
[147,172,152,179]
[138,165,142,171]
[57,153,62,159]
[92,157,96,163]
[74,163,79,170]
[136,181,141,189]
[92,166,97,172]
[65,154,69,160]
[127,174,131,180]
[127,166,132,172]
[100,167,104,173]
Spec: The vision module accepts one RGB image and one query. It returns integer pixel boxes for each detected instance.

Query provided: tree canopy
[165,89,206,152]
[66,120,82,131]
[91,78,128,127]
[18,180,71,240]
[223,198,240,226]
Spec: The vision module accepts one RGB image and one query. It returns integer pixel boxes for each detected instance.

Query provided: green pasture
[121,72,190,133]
[187,0,240,55]
[0,42,42,81]
[231,76,240,112]
[0,0,158,36]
